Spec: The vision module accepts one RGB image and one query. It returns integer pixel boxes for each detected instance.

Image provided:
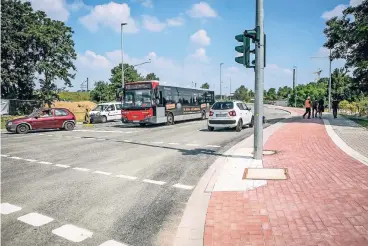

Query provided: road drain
[242,168,289,180]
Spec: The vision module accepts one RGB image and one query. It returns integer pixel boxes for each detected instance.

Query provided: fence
[0,99,44,116]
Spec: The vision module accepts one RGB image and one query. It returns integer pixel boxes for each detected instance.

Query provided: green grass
[1,116,24,129]
[349,117,368,128]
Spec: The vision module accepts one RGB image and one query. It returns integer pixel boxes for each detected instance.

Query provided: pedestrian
[303,96,311,119]
[318,98,324,119]
[332,99,339,119]
[312,99,318,118]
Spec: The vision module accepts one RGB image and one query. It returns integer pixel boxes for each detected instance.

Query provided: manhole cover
[242,168,289,180]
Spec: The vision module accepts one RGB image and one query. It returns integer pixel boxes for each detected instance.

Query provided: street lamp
[121,23,127,89]
[124,59,152,73]
[293,66,297,107]
[220,63,224,100]
[310,49,333,112]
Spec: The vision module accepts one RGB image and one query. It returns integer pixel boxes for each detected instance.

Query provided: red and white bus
[119,80,215,126]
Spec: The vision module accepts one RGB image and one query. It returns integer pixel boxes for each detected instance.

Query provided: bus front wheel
[167,113,174,125]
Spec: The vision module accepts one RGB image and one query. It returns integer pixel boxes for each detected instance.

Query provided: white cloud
[268,64,279,70]
[321,0,363,20]
[283,69,293,74]
[68,0,91,11]
[79,2,138,33]
[77,50,111,69]
[142,15,166,32]
[189,48,209,63]
[23,0,69,21]
[187,2,217,18]
[167,16,185,27]
[190,30,211,46]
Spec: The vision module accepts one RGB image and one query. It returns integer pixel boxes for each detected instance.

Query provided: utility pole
[328,49,332,112]
[86,77,89,92]
[253,0,265,160]
[220,63,223,100]
[229,77,232,96]
[121,23,127,89]
[293,67,297,107]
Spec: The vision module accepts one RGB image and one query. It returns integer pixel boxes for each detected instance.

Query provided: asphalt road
[1,106,289,246]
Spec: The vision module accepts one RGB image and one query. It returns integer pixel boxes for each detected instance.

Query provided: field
[50,101,97,122]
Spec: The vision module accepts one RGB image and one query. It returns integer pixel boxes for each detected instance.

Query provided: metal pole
[86,77,89,92]
[230,77,232,96]
[121,23,127,89]
[328,49,332,112]
[293,67,296,107]
[220,63,223,100]
[254,0,264,160]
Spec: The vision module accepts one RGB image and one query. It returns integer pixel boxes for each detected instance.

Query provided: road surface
[1,106,289,246]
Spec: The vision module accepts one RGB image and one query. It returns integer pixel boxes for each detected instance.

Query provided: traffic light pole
[253,0,264,160]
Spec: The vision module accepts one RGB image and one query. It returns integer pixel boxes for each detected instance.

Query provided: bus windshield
[123,89,152,108]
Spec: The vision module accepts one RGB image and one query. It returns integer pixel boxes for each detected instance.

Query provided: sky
[25,0,363,95]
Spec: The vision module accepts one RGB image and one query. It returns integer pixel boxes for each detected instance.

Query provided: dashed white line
[99,240,128,246]
[123,140,132,143]
[39,161,52,165]
[186,143,199,147]
[0,154,9,157]
[9,156,22,160]
[17,212,54,227]
[25,159,37,162]
[142,179,166,185]
[73,167,90,172]
[1,203,22,215]
[54,164,70,168]
[152,141,164,144]
[46,134,53,137]
[168,143,179,145]
[116,175,137,180]
[73,136,81,139]
[52,224,93,243]
[173,184,194,190]
[94,171,112,176]
[205,145,221,148]
[96,138,106,141]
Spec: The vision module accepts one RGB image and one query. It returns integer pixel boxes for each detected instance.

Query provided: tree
[90,81,115,103]
[233,85,250,102]
[323,0,368,93]
[277,86,293,99]
[200,83,210,89]
[145,73,159,80]
[331,67,355,101]
[109,63,144,92]
[267,88,277,100]
[1,0,38,100]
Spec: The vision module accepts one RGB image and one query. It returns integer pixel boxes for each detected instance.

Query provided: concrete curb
[174,110,293,246]
[323,119,368,166]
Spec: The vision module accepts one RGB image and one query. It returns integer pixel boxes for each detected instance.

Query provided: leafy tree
[277,86,293,99]
[288,78,328,107]
[267,88,277,100]
[90,81,115,103]
[1,0,38,100]
[331,67,355,101]
[323,0,368,93]
[145,73,159,80]
[200,83,210,89]
[109,63,144,92]
[233,85,250,102]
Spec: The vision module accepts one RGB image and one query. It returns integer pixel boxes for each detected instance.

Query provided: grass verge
[348,117,368,129]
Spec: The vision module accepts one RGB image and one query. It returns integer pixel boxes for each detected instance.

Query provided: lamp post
[293,66,297,107]
[125,59,151,73]
[220,63,224,100]
[310,49,333,112]
[121,23,127,88]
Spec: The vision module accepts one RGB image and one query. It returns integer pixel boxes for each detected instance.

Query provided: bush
[58,92,90,102]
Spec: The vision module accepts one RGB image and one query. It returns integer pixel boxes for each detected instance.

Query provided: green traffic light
[235,34,244,42]
[235,45,244,53]
[235,56,244,64]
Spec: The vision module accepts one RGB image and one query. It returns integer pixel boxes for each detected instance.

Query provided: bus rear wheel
[167,113,174,125]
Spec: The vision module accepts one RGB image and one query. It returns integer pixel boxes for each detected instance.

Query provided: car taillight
[209,111,214,116]
[229,110,236,116]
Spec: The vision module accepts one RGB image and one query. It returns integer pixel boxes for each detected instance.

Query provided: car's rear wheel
[101,116,107,123]
[235,119,242,132]
[64,121,75,131]
[208,126,214,131]
[139,123,146,126]
[16,124,29,134]
[249,116,254,127]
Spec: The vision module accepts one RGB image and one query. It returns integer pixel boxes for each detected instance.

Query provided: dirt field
[49,101,97,122]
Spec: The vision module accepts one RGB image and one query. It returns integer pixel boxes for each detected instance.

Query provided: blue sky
[26,0,362,94]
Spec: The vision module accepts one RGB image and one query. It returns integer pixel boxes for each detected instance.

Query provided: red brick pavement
[203,116,368,246]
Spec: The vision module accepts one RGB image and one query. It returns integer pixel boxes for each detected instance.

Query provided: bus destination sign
[125,83,152,90]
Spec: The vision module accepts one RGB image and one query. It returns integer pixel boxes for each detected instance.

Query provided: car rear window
[212,102,234,110]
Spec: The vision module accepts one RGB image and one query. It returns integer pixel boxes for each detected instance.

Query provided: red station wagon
[5,108,76,134]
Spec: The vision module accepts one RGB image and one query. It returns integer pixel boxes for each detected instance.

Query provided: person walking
[332,99,339,119]
[312,99,318,118]
[318,98,324,119]
[303,96,312,119]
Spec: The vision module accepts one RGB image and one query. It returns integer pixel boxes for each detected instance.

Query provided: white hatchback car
[207,101,254,132]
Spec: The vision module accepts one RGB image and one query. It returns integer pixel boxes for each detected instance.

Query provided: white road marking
[142,179,166,185]
[152,141,164,144]
[123,140,132,143]
[9,156,22,160]
[39,161,52,165]
[116,175,137,180]
[25,159,37,162]
[73,167,90,172]
[173,184,194,190]
[46,134,53,137]
[74,129,138,134]
[186,143,199,147]
[52,224,93,243]
[17,212,54,227]
[168,143,179,145]
[0,154,9,157]
[73,136,81,139]
[99,240,128,246]
[38,133,45,135]
[205,145,221,148]
[54,164,70,168]
[93,171,112,176]
[1,203,22,214]
[96,138,106,141]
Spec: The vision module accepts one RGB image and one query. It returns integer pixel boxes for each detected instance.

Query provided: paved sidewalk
[204,116,368,245]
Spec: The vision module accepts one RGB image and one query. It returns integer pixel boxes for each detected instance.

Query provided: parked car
[207,101,254,132]
[5,108,76,134]
[89,102,122,123]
